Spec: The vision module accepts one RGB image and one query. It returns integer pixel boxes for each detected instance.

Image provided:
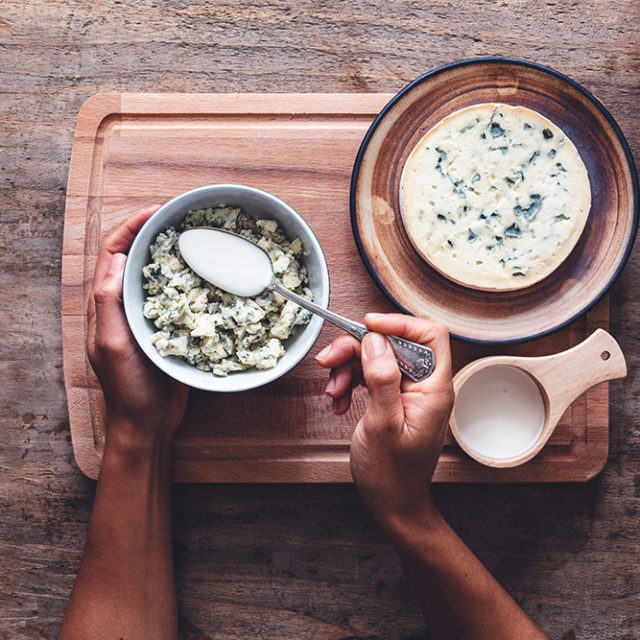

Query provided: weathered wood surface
[1,1,639,638]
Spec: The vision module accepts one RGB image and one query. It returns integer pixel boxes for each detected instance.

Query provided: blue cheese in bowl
[400,103,591,291]
[142,205,312,376]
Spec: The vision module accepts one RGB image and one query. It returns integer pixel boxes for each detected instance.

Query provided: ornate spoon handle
[271,280,435,382]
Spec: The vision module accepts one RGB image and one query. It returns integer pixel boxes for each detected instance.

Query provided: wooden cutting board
[62,93,610,482]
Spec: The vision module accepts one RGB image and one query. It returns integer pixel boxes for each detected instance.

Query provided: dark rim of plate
[349,56,640,345]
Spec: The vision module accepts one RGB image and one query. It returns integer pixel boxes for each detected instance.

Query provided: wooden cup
[449,329,627,468]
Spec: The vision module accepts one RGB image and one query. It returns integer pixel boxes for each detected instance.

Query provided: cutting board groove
[62,93,609,482]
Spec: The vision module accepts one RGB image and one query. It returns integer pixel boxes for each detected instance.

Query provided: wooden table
[1,1,638,638]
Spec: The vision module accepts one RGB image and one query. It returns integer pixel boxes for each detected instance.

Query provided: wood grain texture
[64,93,612,483]
[352,59,638,343]
[1,1,639,638]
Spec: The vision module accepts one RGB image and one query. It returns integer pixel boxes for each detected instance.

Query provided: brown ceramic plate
[350,58,638,344]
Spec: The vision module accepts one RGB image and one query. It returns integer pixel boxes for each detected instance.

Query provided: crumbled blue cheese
[400,103,591,290]
[142,205,312,376]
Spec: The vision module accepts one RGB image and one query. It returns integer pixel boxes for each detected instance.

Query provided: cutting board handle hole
[601,350,611,361]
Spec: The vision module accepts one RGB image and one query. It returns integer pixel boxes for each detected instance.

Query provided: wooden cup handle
[537,329,627,421]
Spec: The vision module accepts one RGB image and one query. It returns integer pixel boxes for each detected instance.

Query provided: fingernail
[365,313,383,320]
[316,344,331,361]
[325,375,335,394]
[363,333,387,358]
[108,253,127,274]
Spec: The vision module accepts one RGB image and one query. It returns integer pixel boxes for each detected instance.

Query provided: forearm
[385,507,548,640]
[59,422,177,640]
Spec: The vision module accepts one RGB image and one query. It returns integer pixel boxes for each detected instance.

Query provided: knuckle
[95,333,128,358]
[93,286,109,305]
[93,281,115,305]
[429,322,450,340]
[433,322,450,336]
[337,333,360,352]
[102,229,120,250]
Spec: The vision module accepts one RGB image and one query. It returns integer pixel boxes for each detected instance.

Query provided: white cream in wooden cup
[449,329,627,468]
[454,365,546,460]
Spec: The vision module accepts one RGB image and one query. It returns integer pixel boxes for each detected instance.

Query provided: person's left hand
[87,207,189,450]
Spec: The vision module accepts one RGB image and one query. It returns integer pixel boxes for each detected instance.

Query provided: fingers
[326,361,356,398]
[325,360,363,415]
[317,335,363,414]
[364,313,452,388]
[332,391,353,415]
[315,334,361,369]
[360,332,404,433]
[315,315,452,420]
[92,206,160,290]
[88,206,159,362]
[93,253,131,359]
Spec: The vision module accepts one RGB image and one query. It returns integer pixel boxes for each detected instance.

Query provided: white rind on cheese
[400,103,591,291]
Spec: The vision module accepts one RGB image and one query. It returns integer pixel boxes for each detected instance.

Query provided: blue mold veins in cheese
[400,103,591,291]
[142,206,312,376]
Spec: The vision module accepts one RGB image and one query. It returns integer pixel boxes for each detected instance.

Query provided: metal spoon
[178,227,435,381]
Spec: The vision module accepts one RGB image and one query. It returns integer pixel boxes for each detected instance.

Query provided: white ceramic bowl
[123,184,329,392]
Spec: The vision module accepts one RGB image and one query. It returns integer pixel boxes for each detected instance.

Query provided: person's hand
[316,314,454,528]
[87,207,189,451]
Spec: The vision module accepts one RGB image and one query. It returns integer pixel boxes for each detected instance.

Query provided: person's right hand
[316,314,454,528]
[87,207,189,452]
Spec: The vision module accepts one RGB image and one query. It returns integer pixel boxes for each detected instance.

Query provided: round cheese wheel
[400,103,591,291]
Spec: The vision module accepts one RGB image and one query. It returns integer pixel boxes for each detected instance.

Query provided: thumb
[361,332,404,433]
